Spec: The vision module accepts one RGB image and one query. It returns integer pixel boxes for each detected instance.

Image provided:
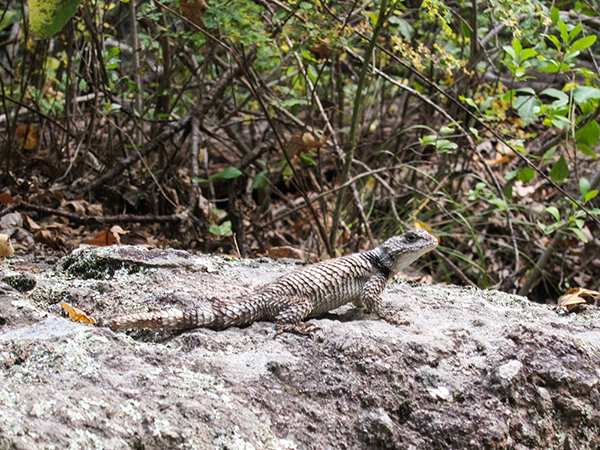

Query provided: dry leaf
[180,0,208,28]
[25,215,41,230]
[0,234,15,257]
[309,38,333,59]
[87,229,119,246]
[61,301,97,324]
[0,193,14,205]
[268,246,318,262]
[557,287,600,312]
[15,123,39,150]
[287,132,328,158]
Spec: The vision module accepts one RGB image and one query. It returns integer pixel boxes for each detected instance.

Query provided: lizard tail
[108,306,218,330]
[108,296,266,331]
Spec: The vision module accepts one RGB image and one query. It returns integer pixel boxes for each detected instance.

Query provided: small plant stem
[189,117,200,212]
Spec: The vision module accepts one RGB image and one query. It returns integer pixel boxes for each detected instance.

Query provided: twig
[0,202,185,224]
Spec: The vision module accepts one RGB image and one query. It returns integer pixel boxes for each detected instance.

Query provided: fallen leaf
[25,215,42,230]
[268,246,318,262]
[557,287,600,312]
[0,193,14,205]
[0,234,15,257]
[87,229,119,246]
[61,301,96,324]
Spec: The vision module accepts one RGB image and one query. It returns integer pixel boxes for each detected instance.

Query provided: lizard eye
[405,232,418,242]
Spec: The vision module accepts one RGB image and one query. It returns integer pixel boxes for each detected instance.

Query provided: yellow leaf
[61,301,97,324]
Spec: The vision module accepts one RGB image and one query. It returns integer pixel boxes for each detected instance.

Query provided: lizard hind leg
[273,296,317,335]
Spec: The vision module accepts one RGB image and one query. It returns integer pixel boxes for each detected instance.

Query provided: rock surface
[1,245,599,450]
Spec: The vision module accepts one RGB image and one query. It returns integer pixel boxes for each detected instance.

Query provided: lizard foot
[275,321,322,336]
[381,312,410,327]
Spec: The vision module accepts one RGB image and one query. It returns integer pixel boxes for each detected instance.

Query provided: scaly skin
[109,230,438,333]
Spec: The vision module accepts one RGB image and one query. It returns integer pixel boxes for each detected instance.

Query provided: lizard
[108,229,438,334]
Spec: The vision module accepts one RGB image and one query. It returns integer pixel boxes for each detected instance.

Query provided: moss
[1,275,36,292]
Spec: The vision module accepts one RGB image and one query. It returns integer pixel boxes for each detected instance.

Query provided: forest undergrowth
[1,0,600,304]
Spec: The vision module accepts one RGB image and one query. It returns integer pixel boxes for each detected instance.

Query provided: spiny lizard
[109,230,438,334]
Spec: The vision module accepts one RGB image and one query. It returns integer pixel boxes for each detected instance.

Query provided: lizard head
[379,230,438,274]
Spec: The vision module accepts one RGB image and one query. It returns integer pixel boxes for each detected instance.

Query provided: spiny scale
[109,230,438,333]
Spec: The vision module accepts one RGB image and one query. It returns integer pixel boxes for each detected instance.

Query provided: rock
[0,245,599,449]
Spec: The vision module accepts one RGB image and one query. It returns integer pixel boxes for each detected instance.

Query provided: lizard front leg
[361,274,408,326]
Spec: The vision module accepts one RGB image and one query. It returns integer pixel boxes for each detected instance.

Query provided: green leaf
[503,179,515,200]
[577,143,598,158]
[537,221,547,234]
[489,197,508,211]
[461,96,479,110]
[573,86,600,104]
[434,139,458,153]
[549,156,569,183]
[558,21,569,44]
[575,120,600,147]
[550,115,572,129]
[542,146,558,166]
[518,167,536,182]
[539,60,571,73]
[516,87,536,95]
[299,153,316,166]
[569,227,588,243]
[209,221,233,237]
[420,135,438,146]
[546,35,561,51]
[389,16,413,40]
[520,48,537,61]
[307,65,318,83]
[29,0,81,38]
[503,44,516,60]
[568,24,583,42]
[282,163,293,179]
[579,177,591,197]
[212,167,243,180]
[511,38,522,56]
[545,206,560,221]
[250,170,269,190]
[540,88,568,102]
[551,7,559,24]
[0,8,19,32]
[571,35,596,52]
[585,190,599,203]
[514,96,541,126]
